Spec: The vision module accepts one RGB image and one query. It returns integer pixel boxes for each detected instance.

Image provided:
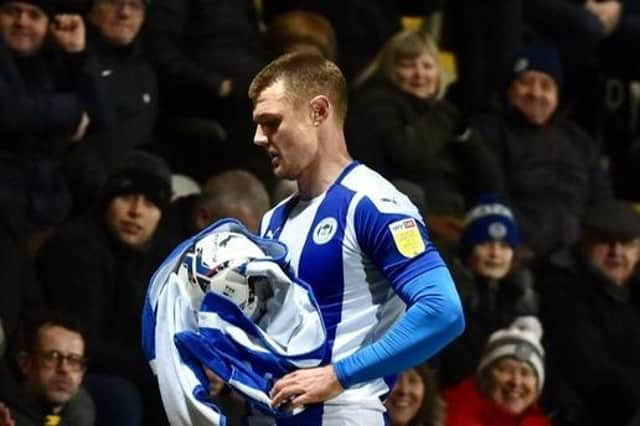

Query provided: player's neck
[297,135,351,200]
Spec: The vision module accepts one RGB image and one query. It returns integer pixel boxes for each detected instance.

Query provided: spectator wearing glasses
[0,310,94,426]
[37,150,172,425]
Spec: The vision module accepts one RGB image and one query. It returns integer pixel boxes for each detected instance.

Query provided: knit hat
[477,316,545,391]
[100,151,171,210]
[459,198,521,261]
[0,0,57,15]
[510,43,563,87]
[90,0,151,8]
[582,200,640,242]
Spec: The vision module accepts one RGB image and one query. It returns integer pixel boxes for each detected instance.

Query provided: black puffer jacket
[64,29,159,210]
[144,0,262,117]
[0,40,113,231]
[350,80,502,216]
[473,111,614,257]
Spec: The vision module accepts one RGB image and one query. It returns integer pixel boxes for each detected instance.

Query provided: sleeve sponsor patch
[389,218,426,258]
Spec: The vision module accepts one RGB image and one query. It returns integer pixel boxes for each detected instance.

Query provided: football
[177,231,269,319]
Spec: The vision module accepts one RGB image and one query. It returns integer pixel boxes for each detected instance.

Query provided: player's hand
[0,403,16,426]
[270,365,344,411]
[50,14,85,53]
[204,367,225,398]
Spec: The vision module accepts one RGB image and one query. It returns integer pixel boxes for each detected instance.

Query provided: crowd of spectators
[1,1,639,425]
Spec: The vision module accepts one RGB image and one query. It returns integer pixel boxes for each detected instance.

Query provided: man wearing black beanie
[36,150,173,425]
[98,150,171,248]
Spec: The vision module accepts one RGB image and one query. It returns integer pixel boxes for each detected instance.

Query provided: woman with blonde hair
[348,29,502,248]
[354,29,447,99]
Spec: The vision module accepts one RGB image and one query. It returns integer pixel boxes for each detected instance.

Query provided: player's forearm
[334,266,464,388]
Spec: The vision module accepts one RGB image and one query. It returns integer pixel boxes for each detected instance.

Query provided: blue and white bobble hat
[459,199,521,261]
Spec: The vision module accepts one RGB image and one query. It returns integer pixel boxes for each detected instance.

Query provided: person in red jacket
[443,317,551,426]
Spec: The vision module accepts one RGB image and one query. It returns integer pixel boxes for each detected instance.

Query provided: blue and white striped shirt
[260,162,464,421]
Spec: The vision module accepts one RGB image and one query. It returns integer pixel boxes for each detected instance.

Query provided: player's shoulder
[340,163,421,218]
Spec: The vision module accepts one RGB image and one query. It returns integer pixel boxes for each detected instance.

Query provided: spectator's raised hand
[50,14,86,53]
[585,0,622,35]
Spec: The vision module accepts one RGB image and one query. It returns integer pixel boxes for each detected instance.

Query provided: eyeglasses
[36,351,87,371]
[99,0,146,12]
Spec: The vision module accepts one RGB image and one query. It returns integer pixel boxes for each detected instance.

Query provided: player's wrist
[332,360,351,389]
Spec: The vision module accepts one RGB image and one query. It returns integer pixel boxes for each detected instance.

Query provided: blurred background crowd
[1,0,640,425]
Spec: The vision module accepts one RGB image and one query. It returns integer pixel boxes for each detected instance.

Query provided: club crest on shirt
[313,217,338,245]
[389,218,425,258]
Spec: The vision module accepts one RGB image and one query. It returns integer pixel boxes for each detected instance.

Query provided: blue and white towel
[142,219,328,426]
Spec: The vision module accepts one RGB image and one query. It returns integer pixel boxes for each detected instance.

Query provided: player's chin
[272,166,295,180]
[272,166,284,178]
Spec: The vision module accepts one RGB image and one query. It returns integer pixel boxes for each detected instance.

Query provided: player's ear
[309,96,330,125]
